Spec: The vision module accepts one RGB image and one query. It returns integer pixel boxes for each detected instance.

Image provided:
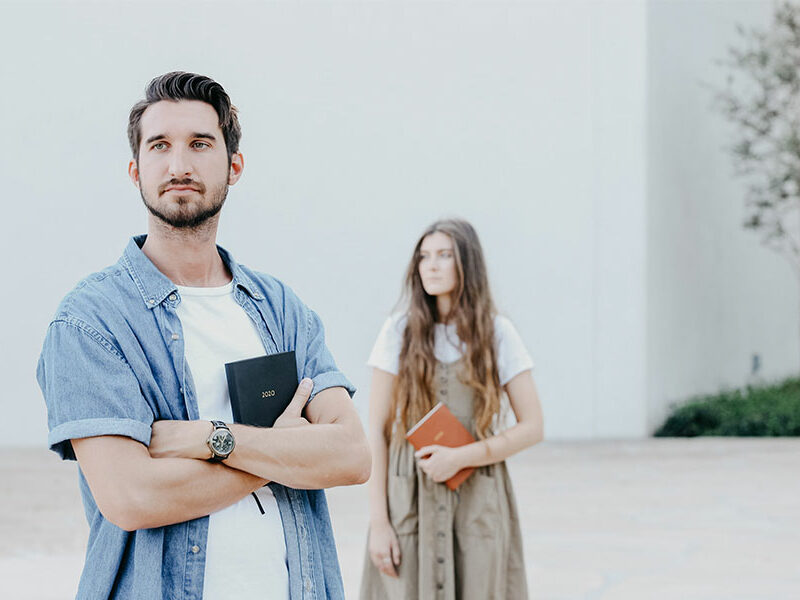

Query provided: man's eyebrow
[145,134,167,145]
[143,133,217,145]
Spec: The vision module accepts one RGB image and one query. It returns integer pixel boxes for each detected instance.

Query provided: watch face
[210,430,234,456]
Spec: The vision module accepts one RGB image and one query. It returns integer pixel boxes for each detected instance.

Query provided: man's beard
[140,178,229,229]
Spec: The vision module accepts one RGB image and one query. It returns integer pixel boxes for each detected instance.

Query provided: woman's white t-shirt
[367,314,533,386]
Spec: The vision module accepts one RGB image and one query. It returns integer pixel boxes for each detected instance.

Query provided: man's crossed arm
[72,382,371,532]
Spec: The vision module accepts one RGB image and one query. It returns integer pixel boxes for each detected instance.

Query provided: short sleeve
[36,318,155,461]
[299,307,356,402]
[494,316,534,386]
[366,315,406,375]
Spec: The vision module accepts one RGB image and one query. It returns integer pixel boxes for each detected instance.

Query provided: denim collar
[121,234,264,310]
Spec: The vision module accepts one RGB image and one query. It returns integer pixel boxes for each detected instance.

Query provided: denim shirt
[36,235,353,600]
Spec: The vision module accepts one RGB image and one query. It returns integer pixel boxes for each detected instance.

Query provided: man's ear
[228,152,244,185]
[128,159,140,189]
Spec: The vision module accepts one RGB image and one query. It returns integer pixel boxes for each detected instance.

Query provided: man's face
[128,100,243,229]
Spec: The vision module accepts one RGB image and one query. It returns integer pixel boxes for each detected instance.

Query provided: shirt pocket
[388,473,419,535]
[454,469,501,538]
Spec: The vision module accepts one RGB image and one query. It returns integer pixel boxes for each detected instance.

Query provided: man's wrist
[200,421,215,460]
[205,420,236,462]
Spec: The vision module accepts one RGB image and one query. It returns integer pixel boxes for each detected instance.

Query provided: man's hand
[273,378,314,429]
[415,445,466,483]
[149,420,212,460]
[224,385,371,488]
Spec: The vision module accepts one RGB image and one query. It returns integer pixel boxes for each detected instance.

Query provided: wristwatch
[206,420,235,462]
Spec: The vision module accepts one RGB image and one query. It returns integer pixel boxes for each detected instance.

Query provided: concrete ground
[2,439,799,599]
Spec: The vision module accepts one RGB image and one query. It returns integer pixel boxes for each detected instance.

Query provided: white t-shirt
[367,314,533,386]
[175,281,288,600]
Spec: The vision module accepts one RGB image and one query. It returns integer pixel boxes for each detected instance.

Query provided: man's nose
[168,147,193,177]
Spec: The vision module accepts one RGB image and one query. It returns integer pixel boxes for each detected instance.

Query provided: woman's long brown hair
[387,219,502,443]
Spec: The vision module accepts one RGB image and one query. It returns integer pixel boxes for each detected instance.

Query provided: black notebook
[224,351,299,428]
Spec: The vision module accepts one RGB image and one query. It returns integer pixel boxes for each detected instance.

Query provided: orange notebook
[405,402,476,490]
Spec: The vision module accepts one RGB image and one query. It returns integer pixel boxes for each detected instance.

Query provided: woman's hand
[368,519,401,577]
[415,445,466,483]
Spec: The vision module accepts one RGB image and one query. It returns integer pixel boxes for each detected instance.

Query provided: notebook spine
[225,364,243,423]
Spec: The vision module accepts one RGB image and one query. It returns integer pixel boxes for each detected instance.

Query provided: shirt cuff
[307,371,356,404]
[48,418,153,461]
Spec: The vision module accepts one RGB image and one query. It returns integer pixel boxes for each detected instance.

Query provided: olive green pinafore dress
[360,359,529,600]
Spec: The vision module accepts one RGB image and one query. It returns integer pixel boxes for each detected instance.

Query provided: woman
[360,218,544,599]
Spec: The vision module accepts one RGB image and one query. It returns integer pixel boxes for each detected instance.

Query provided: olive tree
[716,2,800,282]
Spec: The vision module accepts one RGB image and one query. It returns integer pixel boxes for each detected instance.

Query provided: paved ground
[2,439,799,599]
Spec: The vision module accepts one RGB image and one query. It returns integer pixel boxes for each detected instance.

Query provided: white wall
[1,0,792,446]
[646,0,800,431]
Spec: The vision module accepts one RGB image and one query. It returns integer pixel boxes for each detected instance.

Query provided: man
[37,71,371,600]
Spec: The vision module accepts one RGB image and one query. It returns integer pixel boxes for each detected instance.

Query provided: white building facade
[1,1,796,444]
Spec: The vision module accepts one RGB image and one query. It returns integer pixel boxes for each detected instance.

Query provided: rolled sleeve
[301,308,356,402]
[37,318,154,460]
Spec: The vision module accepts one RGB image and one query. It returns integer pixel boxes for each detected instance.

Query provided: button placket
[433,487,449,595]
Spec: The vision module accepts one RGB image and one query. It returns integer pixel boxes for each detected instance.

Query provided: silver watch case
[207,424,235,460]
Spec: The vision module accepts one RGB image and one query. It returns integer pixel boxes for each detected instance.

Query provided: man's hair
[127,71,242,161]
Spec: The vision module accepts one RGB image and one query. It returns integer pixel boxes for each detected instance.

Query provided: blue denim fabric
[36,235,354,600]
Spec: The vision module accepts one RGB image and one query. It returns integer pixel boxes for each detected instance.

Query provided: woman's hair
[388,218,502,443]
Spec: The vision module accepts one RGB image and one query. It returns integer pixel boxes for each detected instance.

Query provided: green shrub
[655,377,800,437]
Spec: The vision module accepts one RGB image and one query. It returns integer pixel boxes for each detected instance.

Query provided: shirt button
[169,293,177,302]
[190,545,200,554]
[148,299,155,305]
[253,293,262,300]
[171,333,180,340]
[437,556,444,563]
[437,531,445,538]
[304,577,312,592]
[438,505,446,512]
[440,389,448,395]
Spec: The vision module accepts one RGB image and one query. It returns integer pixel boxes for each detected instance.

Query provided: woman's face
[418,231,458,297]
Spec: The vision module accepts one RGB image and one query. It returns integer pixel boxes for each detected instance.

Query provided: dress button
[437,583,444,590]
[190,545,200,554]
[438,505,446,512]
[437,557,444,563]
[440,389,448,395]
[437,531,445,538]
[169,293,177,302]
